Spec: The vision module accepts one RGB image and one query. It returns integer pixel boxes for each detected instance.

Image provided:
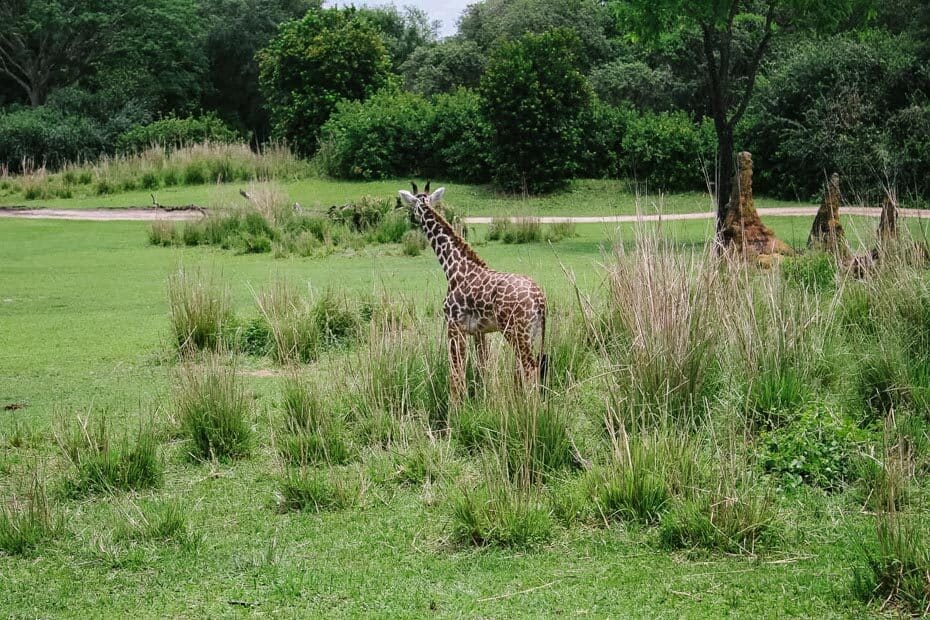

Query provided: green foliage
[586,464,670,524]
[450,483,553,548]
[316,90,431,179]
[317,88,492,183]
[659,490,774,554]
[747,32,927,199]
[576,99,628,179]
[199,0,315,139]
[423,89,493,183]
[0,474,60,557]
[356,5,437,70]
[781,252,837,292]
[758,407,864,491]
[854,514,930,616]
[166,267,232,354]
[258,7,391,155]
[401,39,486,96]
[115,500,198,548]
[480,29,591,194]
[458,0,613,71]
[621,111,714,191]
[0,107,103,173]
[279,376,351,466]
[487,218,542,244]
[59,417,163,496]
[276,467,363,513]
[176,360,253,461]
[401,229,427,256]
[116,114,240,153]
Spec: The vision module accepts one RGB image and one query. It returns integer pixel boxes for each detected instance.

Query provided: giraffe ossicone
[398,185,547,402]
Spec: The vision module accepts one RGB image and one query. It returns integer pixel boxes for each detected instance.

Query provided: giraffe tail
[538,311,548,385]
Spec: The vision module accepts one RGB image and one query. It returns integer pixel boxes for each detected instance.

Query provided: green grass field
[1,181,927,617]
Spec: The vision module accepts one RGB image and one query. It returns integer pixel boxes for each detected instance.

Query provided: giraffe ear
[398,190,416,206]
[429,187,445,204]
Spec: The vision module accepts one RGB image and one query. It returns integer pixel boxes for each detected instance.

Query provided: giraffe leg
[504,327,538,390]
[448,323,467,406]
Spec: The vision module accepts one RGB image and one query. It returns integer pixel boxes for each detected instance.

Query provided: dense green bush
[116,114,240,153]
[0,107,103,173]
[316,90,432,179]
[576,99,629,179]
[258,8,391,156]
[621,110,714,191]
[747,32,928,199]
[481,29,591,194]
[422,89,493,183]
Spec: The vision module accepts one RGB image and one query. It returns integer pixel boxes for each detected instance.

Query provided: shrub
[278,376,350,466]
[0,474,60,556]
[166,268,232,354]
[115,500,198,548]
[758,407,864,491]
[423,89,493,183]
[586,465,670,524]
[0,106,103,173]
[487,218,542,244]
[316,90,431,179]
[235,315,272,357]
[175,360,252,461]
[58,416,163,495]
[312,289,361,347]
[481,29,591,193]
[116,114,240,153]
[576,99,628,178]
[620,111,714,191]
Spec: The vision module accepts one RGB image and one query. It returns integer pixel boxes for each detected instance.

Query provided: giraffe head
[398,181,445,224]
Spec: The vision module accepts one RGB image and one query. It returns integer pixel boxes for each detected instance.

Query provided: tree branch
[728,0,777,128]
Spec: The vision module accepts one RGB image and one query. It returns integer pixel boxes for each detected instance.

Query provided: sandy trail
[0,206,925,223]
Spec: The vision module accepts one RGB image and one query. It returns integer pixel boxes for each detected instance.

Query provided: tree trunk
[28,87,41,108]
[714,123,734,240]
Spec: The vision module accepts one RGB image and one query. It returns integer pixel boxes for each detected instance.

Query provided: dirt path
[0,205,926,223]
[0,207,203,221]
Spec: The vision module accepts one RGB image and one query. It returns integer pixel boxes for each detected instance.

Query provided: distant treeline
[1,0,929,200]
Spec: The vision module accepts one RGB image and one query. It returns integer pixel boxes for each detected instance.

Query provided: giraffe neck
[416,203,486,285]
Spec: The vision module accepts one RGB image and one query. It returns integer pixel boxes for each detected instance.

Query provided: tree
[0,0,206,114]
[616,0,873,239]
[481,29,591,193]
[200,0,317,140]
[401,38,486,96]
[459,0,616,71]
[0,0,108,107]
[258,8,391,155]
[357,5,438,71]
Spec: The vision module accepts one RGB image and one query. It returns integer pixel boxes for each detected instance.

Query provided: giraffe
[398,182,547,402]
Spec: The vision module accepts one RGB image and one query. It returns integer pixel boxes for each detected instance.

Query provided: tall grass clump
[175,358,252,461]
[486,218,542,244]
[727,271,837,428]
[278,374,350,466]
[114,500,199,549]
[350,322,450,437]
[57,415,163,495]
[854,513,930,615]
[600,231,721,427]
[255,281,360,364]
[0,473,61,556]
[167,267,232,354]
[275,467,365,513]
[449,478,553,548]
